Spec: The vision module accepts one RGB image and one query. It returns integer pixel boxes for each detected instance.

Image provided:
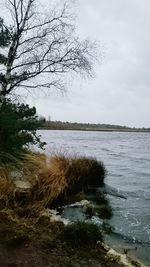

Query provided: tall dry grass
[0,150,106,217]
[0,168,15,206]
[23,153,70,205]
[23,152,106,208]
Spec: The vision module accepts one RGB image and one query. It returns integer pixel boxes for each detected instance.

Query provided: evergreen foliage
[0,17,45,163]
[0,99,45,161]
[0,18,11,47]
[0,18,10,65]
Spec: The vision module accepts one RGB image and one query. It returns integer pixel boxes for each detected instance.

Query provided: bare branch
[0,0,99,97]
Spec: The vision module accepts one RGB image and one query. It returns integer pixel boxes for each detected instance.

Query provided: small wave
[109,153,122,157]
[97,184,128,199]
[124,190,150,199]
[103,184,149,199]
[101,148,111,152]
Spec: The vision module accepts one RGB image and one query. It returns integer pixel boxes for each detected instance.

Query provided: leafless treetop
[0,0,98,98]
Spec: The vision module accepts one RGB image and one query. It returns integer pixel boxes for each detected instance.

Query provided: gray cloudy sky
[5,0,150,127]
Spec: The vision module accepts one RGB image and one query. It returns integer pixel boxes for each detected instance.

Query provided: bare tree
[0,0,98,101]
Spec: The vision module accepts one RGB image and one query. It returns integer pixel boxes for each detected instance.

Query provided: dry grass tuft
[22,153,70,207]
[37,155,69,204]
[0,152,106,216]
[66,156,106,190]
[0,168,15,206]
[23,152,106,207]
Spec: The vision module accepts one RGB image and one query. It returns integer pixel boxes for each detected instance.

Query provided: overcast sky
[2,0,150,127]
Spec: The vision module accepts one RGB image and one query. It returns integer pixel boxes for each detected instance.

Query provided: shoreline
[39,128,150,133]
[0,152,149,267]
[0,208,148,267]
[104,244,148,267]
[105,235,150,267]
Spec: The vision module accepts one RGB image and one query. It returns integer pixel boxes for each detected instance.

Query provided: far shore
[40,127,150,133]
[40,120,150,133]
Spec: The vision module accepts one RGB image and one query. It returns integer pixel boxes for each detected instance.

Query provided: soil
[0,210,126,267]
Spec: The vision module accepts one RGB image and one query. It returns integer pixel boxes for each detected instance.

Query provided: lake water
[38,130,150,265]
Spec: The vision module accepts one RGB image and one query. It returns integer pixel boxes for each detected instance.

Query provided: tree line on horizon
[41,120,150,131]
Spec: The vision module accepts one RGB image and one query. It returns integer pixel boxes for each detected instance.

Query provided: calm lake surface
[38,130,150,265]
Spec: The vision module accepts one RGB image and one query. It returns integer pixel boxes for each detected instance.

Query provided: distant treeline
[40,120,150,132]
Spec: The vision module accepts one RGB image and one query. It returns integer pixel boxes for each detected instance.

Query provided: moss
[62,221,103,248]
[0,211,31,247]
[15,204,43,218]
[36,214,52,227]
[0,199,6,210]
[5,231,29,247]
[60,262,77,267]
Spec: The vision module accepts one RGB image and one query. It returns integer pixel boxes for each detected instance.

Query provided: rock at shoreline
[14,180,32,204]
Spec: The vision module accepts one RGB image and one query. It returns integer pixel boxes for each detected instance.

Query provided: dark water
[38,130,150,265]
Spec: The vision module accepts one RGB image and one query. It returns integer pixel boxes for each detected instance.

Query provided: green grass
[91,194,109,206]
[95,206,113,220]
[62,221,103,247]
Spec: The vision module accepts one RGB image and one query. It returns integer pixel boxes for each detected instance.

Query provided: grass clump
[24,153,69,206]
[23,153,106,209]
[0,168,15,208]
[0,152,107,218]
[66,156,106,191]
[62,221,103,247]
[95,206,113,220]
[85,193,113,220]
[0,211,30,247]
[91,193,109,206]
